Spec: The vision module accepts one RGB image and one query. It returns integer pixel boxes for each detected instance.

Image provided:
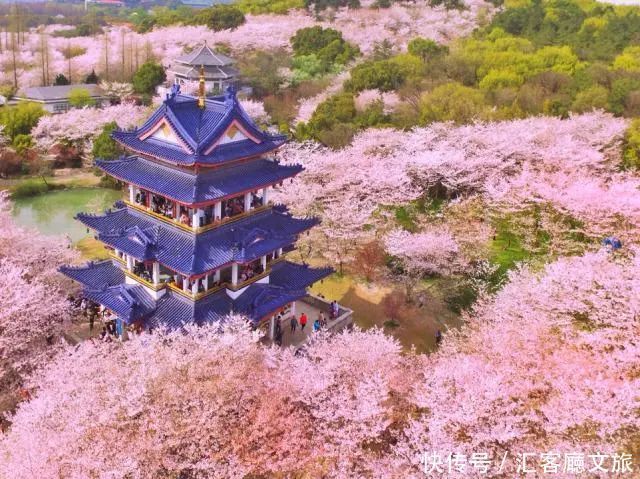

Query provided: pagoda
[168,42,239,93]
[60,83,332,339]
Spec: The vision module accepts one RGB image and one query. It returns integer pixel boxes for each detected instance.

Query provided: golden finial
[198,64,205,109]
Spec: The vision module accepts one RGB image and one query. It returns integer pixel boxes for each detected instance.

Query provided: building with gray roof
[168,42,239,93]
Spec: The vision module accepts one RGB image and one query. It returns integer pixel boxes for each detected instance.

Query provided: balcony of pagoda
[126,184,272,233]
[165,250,285,300]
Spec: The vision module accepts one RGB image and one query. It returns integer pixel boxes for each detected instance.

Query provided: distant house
[86,0,125,6]
[11,84,107,114]
[179,0,234,7]
[168,42,239,93]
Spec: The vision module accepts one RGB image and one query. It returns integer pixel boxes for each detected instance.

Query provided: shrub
[0,102,46,142]
[92,122,123,161]
[68,88,95,108]
[11,179,52,199]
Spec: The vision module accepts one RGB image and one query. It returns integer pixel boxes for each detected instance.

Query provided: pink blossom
[31,103,149,152]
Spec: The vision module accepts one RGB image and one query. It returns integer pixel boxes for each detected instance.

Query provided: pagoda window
[133,260,153,283]
[219,266,232,285]
[178,206,192,227]
[221,195,246,220]
[238,258,265,284]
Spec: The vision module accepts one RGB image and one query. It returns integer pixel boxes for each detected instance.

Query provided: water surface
[12,188,122,241]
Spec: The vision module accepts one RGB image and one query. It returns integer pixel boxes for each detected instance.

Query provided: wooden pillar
[214,202,221,220]
[231,264,238,286]
[203,274,209,290]
[191,278,199,295]
[214,269,221,282]
[269,315,275,340]
[261,255,267,271]
[244,192,251,212]
[129,184,135,202]
[152,262,160,285]
[182,276,189,293]
[262,186,269,205]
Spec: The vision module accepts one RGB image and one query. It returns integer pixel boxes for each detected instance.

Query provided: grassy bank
[1,169,103,199]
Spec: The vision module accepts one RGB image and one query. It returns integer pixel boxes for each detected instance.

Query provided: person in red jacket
[299,313,308,331]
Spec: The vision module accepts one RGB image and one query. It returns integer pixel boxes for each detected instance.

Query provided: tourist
[290,315,298,333]
[274,321,282,346]
[299,313,308,331]
[313,318,321,332]
[330,301,339,319]
[435,329,442,345]
[319,311,327,328]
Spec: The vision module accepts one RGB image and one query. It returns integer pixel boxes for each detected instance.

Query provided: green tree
[84,70,99,84]
[304,0,359,12]
[420,82,487,124]
[54,73,70,86]
[291,27,344,56]
[238,49,288,98]
[622,118,640,169]
[132,61,167,95]
[407,38,448,61]
[608,77,640,116]
[0,102,45,141]
[92,121,123,161]
[570,85,609,113]
[68,88,95,108]
[194,5,245,32]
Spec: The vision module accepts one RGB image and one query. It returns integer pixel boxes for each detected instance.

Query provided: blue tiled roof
[269,260,333,290]
[59,260,124,290]
[83,284,156,324]
[233,283,307,320]
[96,156,302,205]
[76,206,319,276]
[146,282,308,330]
[111,88,287,167]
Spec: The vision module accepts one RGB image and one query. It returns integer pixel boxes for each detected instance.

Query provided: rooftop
[112,86,286,167]
[96,156,302,205]
[174,43,235,67]
[76,204,319,276]
[16,84,103,102]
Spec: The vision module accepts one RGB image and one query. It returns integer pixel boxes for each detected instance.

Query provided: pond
[12,188,122,242]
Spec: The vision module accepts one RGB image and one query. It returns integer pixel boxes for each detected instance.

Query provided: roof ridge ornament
[166,82,181,103]
[224,84,237,107]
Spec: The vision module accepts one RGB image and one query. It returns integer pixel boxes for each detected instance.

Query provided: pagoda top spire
[198,65,206,109]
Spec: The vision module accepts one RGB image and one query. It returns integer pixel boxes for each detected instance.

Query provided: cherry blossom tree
[0,192,79,410]
[2,249,638,477]
[385,227,468,276]
[0,319,410,478]
[393,249,640,478]
[275,112,636,262]
[31,103,149,153]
